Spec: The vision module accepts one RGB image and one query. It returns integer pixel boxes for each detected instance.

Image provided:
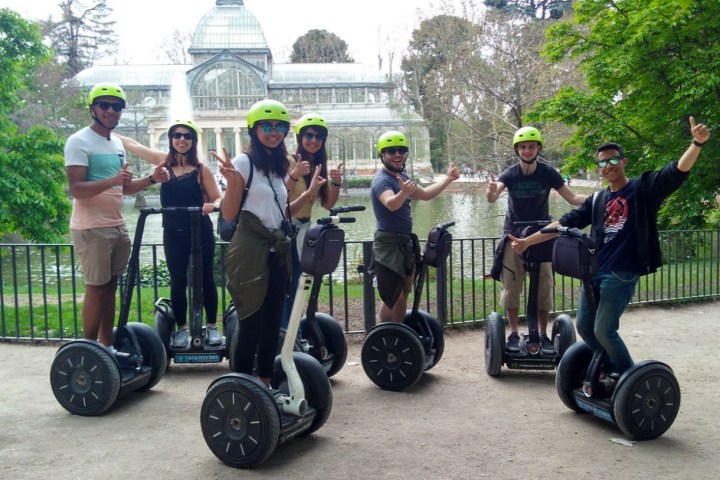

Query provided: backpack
[217,162,253,242]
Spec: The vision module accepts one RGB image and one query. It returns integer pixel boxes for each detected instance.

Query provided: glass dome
[191,1,268,50]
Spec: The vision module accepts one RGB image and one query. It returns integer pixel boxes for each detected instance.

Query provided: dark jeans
[163,220,218,328]
[234,252,287,378]
[576,270,639,375]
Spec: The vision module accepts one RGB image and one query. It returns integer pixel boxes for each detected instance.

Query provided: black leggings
[163,221,218,328]
[234,252,287,378]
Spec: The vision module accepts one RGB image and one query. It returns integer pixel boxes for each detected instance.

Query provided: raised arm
[556,184,588,207]
[485,174,506,203]
[412,163,460,201]
[678,116,710,173]
[116,134,167,166]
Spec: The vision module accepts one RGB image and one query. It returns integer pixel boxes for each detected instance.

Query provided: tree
[484,0,572,19]
[157,29,192,65]
[0,9,71,242]
[528,0,720,229]
[43,0,117,77]
[290,29,354,63]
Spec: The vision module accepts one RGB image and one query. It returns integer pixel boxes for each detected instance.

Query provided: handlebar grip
[338,218,356,223]
[330,205,366,215]
[437,221,456,229]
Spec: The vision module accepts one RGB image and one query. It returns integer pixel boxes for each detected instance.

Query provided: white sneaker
[206,326,222,346]
[173,328,189,348]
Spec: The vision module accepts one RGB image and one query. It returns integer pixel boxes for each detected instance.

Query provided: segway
[153,207,227,365]
[200,208,357,468]
[50,208,167,416]
[361,222,454,391]
[548,226,681,440]
[485,220,576,376]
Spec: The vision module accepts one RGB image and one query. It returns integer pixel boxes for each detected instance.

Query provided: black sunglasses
[258,121,289,134]
[303,132,326,142]
[596,156,622,168]
[172,132,194,140]
[383,147,408,155]
[95,101,124,112]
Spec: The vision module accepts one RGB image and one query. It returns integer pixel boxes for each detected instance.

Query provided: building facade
[75,0,431,177]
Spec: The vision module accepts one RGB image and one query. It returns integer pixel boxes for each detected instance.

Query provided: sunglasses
[596,156,622,168]
[303,132,326,142]
[172,132,194,140]
[257,122,289,134]
[383,147,408,155]
[94,101,124,112]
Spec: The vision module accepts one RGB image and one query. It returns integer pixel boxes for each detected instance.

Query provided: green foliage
[484,0,572,19]
[529,0,720,229]
[139,260,170,287]
[0,10,70,242]
[290,29,354,63]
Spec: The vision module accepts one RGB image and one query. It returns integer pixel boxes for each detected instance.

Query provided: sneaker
[206,326,222,346]
[506,332,520,351]
[540,334,555,354]
[601,372,620,392]
[173,328,189,348]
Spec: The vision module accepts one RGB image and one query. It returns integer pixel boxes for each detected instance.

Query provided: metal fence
[2,229,719,342]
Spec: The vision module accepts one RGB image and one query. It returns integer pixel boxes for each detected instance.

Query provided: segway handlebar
[140,206,220,214]
[540,225,597,248]
[316,216,356,225]
[329,205,366,215]
[435,221,456,230]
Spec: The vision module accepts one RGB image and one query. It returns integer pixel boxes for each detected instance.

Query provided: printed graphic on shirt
[511,181,548,199]
[603,195,629,244]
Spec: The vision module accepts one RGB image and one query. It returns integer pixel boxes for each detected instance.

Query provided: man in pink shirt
[65,83,168,346]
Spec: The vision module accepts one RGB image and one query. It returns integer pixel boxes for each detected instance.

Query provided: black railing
[2,229,719,342]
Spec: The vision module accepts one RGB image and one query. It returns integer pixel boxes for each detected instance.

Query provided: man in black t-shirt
[487,127,586,353]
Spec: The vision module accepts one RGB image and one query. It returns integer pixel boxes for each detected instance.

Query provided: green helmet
[295,113,328,135]
[377,131,409,155]
[247,99,290,129]
[169,119,199,138]
[88,82,126,107]
[513,126,543,147]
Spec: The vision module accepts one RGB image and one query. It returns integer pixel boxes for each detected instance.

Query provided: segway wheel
[484,312,505,376]
[409,311,445,371]
[50,341,121,416]
[153,298,173,355]
[551,314,576,357]
[613,362,681,440]
[271,352,333,435]
[361,323,425,391]
[201,374,280,469]
[225,313,241,371]
[301,313,348,377]
[556,341,593,413]
[126,322,167,391]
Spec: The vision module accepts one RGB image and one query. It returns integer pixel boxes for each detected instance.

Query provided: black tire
[225,313,241,372]
[153,298,173,355]
[556,341,593,413]
[271,352,333,435]
[301,313,348,377]
[485,312,505,376]
[201,374,280,469]
[126,322,167,392]
[361,323,425,391]
[552,314,576,357]
[50,341,121,416]
[223,306,238,364]
[613,362,681,440]
[410,311,444,371]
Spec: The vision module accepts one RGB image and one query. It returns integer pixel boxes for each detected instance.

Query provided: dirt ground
[1,301,719,480]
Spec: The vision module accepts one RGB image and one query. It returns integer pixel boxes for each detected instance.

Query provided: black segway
[50,208,167,416]
[361,222,454,391]
[485,220,576,376]
[548,226,681,440]
[153,207,226,364]
[199,208,356,468]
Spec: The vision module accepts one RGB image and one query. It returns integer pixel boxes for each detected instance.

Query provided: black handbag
[217,162,253,241]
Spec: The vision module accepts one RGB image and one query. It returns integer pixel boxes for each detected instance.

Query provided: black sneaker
[601,372,620,392]
[506,332,520,351]
[539,334,555,354]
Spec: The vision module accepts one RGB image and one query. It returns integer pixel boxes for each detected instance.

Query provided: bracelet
[289,174,299,182]
[692,139,706,148]
[148,175,156,184]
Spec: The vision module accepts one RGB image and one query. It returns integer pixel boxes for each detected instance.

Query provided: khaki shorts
[500,244,554,311]
[72,225,131,286]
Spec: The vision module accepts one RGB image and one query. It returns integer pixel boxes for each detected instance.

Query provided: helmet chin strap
[91,113,118,140]
[519,157,535,165]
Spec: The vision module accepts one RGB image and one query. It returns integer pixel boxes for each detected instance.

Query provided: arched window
[191,62,265,110]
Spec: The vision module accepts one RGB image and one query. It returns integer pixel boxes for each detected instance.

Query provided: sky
[2,0,470,70]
